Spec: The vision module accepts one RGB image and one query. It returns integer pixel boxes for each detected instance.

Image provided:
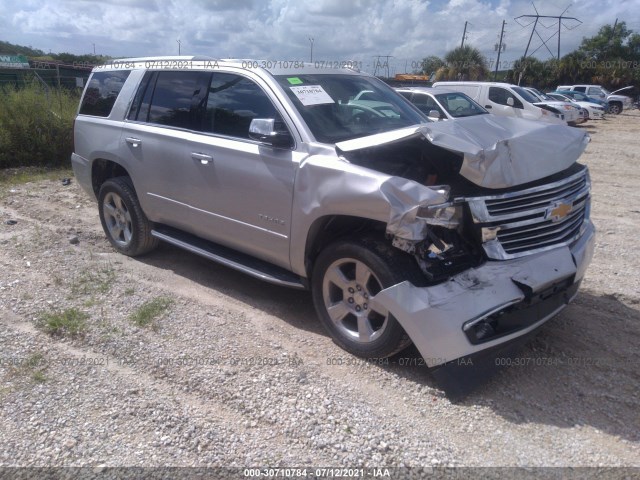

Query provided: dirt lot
[0,111,639,472]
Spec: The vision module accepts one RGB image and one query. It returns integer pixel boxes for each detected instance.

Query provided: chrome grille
[465,168,591,260]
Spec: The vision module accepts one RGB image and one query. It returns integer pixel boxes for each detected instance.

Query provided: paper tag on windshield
[289,85,334,106]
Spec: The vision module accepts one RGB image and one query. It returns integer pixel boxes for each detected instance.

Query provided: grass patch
[0,167,74,186]
[40,308,88,337]
[8,352,48,384]
[130,297,173,328]
[70,263,116,298]
[124,287,135,296]
[31,370,47,383]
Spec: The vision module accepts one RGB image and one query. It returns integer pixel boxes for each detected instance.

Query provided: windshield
[274,74,425,143]
[548,93,569,102]
[433,92,488,117]
[536,91,555,101]
[600,87,611,95]
[512,86,539,103]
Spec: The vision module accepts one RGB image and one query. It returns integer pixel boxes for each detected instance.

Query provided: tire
[608,102,622,115]
[311,237,425,358]
[98,176,159,256]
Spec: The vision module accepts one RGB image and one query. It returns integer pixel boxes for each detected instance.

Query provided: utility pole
[461,21,468,48]
[610,18,618,47]
[177,39,181,55]
[494,20,506,81]
[308,37,314,63]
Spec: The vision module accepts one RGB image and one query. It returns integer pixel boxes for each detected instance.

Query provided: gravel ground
[0,111,639,475]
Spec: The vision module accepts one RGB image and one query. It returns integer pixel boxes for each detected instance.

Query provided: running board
[151,226,306,290]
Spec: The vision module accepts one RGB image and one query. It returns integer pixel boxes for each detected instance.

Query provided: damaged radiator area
[336,134,485,283]
[338,135,464,188]
[335,126,592,284]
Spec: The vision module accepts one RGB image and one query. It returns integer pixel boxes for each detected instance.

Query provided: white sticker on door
[289,85,335,106]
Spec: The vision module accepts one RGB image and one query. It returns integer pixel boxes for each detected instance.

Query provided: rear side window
[79,71,131,117]
[574,86,586,93]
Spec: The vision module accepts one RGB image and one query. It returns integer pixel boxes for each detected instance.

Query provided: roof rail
[103,55,218,64]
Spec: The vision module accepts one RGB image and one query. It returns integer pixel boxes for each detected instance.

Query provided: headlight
[416,202,462,229]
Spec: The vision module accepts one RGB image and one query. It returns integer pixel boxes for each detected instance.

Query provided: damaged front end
[381,183,482,284]
[334,116,595,367]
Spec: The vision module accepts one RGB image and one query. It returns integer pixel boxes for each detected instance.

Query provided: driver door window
[412,94,443,117]
[200,73,284,139]
[488,87,523,109]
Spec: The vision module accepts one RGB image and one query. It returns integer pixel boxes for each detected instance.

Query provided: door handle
[191,152,213,165]
[125,137,142,147]
[484,105,492,109]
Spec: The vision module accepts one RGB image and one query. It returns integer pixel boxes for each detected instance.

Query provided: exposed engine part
[413,226,482,283]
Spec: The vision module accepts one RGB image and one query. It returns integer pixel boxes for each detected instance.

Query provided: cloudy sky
[2,0,639,74]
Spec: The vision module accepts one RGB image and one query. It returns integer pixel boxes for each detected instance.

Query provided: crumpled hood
[336,115,590,189]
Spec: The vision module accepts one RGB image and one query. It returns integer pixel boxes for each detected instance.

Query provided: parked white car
[524,87,585,125]
[547,92,606,120]
[395,86,489,121]
[432,81,566,125]
[557,84,633,115]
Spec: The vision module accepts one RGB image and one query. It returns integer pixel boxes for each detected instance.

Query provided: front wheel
[608,102,622,115]
[311,238,424,358]
[98,177,159,256]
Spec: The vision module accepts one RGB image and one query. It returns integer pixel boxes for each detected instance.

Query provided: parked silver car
[72,57,595,373]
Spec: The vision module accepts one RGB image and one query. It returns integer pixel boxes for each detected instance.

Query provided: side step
[151,225,306,290]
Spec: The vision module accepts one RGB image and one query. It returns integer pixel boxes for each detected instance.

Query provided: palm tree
[435,46,489,81]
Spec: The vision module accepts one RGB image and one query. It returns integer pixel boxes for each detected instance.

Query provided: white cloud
[1,0,638,74]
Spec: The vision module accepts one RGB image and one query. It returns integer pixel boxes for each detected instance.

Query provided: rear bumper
[372,222,595,367]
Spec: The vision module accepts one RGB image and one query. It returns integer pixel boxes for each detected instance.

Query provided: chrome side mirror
[248,119,293,148]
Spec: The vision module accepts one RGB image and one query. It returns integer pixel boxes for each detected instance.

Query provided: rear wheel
[311,237,424,358]
[98,177,158,256]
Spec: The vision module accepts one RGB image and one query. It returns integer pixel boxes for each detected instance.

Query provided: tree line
[0,40,110,65]
[417,21,640,90]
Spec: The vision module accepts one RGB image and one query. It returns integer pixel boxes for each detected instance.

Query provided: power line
[372,55,393,77]
[515,3,581,60]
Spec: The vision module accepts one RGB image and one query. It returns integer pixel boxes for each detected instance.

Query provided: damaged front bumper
[372,222,595,368]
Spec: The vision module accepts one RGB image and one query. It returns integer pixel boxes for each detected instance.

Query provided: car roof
[395,86,458,95]
[434,81,521,88]
[95,56,365,77]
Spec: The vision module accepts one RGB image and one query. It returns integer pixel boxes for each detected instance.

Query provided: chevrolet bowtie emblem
[549,202,572,222]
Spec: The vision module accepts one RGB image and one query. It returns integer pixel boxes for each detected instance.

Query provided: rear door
[120,70,210,229]
[121,69,299,268]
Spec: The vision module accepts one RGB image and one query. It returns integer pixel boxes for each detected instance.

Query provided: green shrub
[0,81,79,168]
[40,308,88,337]
[130,297,174,328]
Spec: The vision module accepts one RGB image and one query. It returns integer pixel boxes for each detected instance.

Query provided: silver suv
[72,56,595,372]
